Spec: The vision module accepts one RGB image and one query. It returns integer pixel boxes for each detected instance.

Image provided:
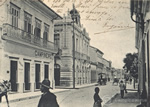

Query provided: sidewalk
[103,83,141,107]
[2,83,98,103]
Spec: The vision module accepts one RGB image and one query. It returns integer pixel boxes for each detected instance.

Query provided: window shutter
[28,23,31,34]
[34,28,37,36]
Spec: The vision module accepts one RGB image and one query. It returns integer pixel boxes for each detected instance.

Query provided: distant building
[0,0,61,93]
[54,5,91,87]
[89,46,104,83]
[102,58,112,80]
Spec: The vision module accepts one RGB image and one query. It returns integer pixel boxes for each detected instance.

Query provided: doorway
[24,62,30,90]
[10,61,17,92]
[54,64,60,86]
[35,64,40,89]
[44,65,49,79]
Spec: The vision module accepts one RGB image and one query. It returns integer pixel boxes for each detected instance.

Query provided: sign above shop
[35,50,53,59]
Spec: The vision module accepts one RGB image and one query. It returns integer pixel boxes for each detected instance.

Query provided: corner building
[0,0,61,93]
[54,5,91,87]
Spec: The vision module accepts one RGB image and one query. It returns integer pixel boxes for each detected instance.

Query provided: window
[10,3,20,27]
[24,12,32,40]
[43,24,49,41]
[54,34,60,48]
[76,38,78,51]
[24,12,32,34]
[34,18,41,38]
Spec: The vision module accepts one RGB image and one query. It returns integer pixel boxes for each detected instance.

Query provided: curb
[2,89,70,104]
[2,83,97,104]
[103,93,119,107]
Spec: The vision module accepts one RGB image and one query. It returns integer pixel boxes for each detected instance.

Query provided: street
[1,82,119,107]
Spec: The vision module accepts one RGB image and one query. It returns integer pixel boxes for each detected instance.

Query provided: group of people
[0,78,128,107]
[39,79,103,107]
[93,80,128,107]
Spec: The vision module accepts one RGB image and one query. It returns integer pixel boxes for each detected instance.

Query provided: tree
[123,53,138,79]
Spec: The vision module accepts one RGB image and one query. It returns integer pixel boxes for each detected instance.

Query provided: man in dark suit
[38,79,59,107]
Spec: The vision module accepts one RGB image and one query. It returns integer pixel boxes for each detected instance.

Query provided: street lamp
[72,4,75,89]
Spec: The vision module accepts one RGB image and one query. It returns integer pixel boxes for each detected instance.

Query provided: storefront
[0,40,55,93]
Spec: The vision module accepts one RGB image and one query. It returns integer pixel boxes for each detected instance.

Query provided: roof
[90,46,104,55]
[37,0,62,20]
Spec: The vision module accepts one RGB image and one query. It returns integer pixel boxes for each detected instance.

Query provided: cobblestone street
[1,82,119,107]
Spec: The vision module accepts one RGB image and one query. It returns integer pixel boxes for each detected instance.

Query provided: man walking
[119,80,125,98]
[38,79,59,107]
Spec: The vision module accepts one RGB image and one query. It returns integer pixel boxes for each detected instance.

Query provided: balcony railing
[75,51,80,59]
[2,23,58,52]
[74,51,90,61]
[81,53,87,60]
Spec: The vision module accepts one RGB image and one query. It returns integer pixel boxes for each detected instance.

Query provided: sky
[44,0,137,69]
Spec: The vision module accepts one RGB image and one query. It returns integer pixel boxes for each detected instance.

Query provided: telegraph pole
[72,4,75,89]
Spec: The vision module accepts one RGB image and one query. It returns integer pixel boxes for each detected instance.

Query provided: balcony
[73,51,90,61]
[2,23,58,52]
[86,55,90,61]
[81,53,88,60]
[75,51,80,59]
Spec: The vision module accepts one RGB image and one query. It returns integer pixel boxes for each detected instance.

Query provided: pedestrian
[119,80,125,98]
[38,79,59,107]
[93,87,102,107]
[130,78,132,84]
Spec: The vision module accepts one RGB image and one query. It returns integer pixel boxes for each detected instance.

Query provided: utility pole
[72,4,75,89]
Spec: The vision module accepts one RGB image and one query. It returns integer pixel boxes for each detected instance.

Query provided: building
[54,5,91,87]
[102,58,112,80]
[130,0,150,106]
[89,46,104,83]
[0,0,61,93]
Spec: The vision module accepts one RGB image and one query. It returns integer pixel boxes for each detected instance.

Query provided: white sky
[44,0,137,69]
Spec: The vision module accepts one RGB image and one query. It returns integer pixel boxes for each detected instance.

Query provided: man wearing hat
[38,79,59,107]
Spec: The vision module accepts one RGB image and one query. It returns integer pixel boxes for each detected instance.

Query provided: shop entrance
[10,60,17,92]
[44,65,49,79]
[24,62,30,90]
[54,64,60,86]
[35,64,40,89]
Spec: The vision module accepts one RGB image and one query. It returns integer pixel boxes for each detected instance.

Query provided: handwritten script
[0,0,134,34]
[43,0,134,34]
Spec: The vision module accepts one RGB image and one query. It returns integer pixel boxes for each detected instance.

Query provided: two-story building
[89,46,104,83]
[0,0,61,93]
[102,58,111,80]
[54,5,91,87]
[130,0,150,106]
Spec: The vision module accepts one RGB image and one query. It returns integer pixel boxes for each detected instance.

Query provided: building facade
[54,5,91,87]
[0,0,61,93]
[130,0,150,106]
[102,58,111,80]
[89,46,104,83]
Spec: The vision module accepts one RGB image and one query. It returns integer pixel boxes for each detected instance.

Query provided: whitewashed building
[54,5,91,87]
[89,46,104,83]
[102,58,111,80]
[0,0,61,93]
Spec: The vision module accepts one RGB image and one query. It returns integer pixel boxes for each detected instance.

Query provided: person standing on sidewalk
[119,80,125,98]
[38,79,59,107]
[93,87,102,107]
[130,78,132,84]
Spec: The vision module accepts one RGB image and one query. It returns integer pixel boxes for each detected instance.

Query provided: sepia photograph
[0,0,149,107]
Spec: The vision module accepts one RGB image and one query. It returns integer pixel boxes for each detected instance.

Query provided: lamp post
[72,5,75,89]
